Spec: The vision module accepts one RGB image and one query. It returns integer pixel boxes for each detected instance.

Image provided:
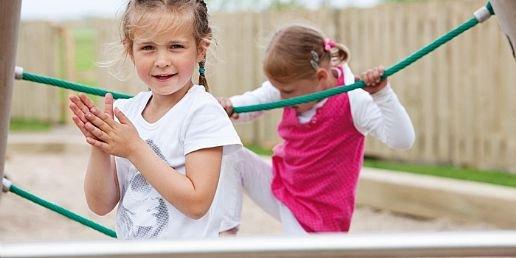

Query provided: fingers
[217,97,235,117]
[104,93,114,118]
[72,115,93,138]
[114,108,131,126]
[86,137,110,151]
[84,122,110,142]
[85,107,115,132]
[361,66,386,86]
[69,101,87,123]
[79,94,95,110]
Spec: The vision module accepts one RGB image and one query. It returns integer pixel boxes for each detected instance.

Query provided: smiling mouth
[153,74,177,81]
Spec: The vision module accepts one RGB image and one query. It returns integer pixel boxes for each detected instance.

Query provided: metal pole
[0,0,22,197]
[2,231,516,258]
[491,0,516,59]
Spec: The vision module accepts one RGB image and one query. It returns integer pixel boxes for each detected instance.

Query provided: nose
[154,50,171,68]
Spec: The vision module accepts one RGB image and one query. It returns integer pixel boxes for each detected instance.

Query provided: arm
[127,142,222,219]
[350,85,415,149]
[84,148,119,216]
[69,93,120,215]
[227,81,280,122]
[348,66,415,149]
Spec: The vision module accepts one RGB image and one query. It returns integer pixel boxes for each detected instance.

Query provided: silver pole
[0,1,22,197]
[491,0,516,59]
[2,231,516,258]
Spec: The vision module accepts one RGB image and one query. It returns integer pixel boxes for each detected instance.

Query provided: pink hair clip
[324,38,336,52]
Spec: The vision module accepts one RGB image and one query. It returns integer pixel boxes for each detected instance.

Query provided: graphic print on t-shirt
[117,139,170,239]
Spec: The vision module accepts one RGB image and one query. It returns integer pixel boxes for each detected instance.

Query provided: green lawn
[9,119,52,132]
[245,144,516,188]
[74,28,96,73]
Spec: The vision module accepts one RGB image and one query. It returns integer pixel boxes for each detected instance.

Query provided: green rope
[22,72,132,100]
[18,3,491,113]
[233,5,489,114]
[8,182,117,238]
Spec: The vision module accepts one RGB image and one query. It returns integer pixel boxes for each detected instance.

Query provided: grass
[364,159,516,188]
[245,144,516,188]
[74,28,96,73]
[10,119,52,132]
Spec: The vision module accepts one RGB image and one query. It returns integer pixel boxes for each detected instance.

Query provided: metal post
[491,0,516,59]
[2,231,516,258]
[0,0,22,197]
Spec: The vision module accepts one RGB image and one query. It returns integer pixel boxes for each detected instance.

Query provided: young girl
[68,0,241,239]
[218,25,415,234]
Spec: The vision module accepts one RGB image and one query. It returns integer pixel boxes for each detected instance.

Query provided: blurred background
[14,0,516,174]
[3,0,516,242]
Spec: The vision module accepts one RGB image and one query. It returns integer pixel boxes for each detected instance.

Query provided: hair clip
[324,38,337,52]
[310,50,320,70]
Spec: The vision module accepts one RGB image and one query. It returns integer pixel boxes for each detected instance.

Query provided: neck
[147,81,193,113]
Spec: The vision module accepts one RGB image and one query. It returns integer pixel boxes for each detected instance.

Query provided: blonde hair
[120,0,212,90]
[264,25,349,84]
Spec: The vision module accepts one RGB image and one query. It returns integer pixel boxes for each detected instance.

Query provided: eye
[140,45,154,51]
[169,43,184,49]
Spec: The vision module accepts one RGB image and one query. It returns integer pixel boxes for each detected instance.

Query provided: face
[131,22,204,97]
[270,68,336,114]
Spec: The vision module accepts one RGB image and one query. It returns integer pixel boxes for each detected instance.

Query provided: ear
[316,68,329,82]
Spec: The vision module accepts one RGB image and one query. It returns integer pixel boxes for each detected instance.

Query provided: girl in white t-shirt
[68,0,241,239]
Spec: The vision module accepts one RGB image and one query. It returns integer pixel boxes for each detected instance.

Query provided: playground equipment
[491,0,516,59]
[0,0,21,198]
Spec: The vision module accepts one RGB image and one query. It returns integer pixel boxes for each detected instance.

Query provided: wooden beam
[492,0,516,59]
[0,0,22,195]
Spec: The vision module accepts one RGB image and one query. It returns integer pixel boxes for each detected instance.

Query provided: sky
[20,0,379,21]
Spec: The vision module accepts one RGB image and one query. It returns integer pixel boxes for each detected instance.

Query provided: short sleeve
[183,99,242,156]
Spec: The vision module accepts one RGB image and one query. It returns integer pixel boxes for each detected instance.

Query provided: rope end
[474,3,494,23]
[486,1,495,15]
[14,66,24,80]
[2,177,12,193]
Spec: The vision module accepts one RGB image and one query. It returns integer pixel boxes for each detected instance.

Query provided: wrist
[126,137,147,162]
[370,83,392,97]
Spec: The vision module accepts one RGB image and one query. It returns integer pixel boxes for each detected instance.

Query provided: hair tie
[199,61,206,76]
[324,38,337,52]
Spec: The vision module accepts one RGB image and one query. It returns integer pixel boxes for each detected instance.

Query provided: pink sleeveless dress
[271,66,365,232]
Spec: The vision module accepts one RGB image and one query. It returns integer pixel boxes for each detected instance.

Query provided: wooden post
[0,0,22,196]
[491,0,516,59]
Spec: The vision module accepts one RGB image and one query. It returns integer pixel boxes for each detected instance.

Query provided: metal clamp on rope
[2,177,12,193]
[474,2,494,23]
[14,66,24,80]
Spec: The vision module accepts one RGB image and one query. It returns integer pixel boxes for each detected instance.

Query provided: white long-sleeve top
[229,64,415,149]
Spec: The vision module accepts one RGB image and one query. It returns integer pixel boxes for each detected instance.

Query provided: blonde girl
[69,0,241,239]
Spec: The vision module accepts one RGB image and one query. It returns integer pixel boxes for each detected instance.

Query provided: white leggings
[217,147,307,235]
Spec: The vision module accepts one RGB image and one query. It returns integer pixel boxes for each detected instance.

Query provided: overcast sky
[21,0,379,20]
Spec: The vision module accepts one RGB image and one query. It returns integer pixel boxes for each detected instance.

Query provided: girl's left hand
[360,66,388,94]
[83,107,142,159]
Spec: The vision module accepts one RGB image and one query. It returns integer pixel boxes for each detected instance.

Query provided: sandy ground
[0,147,495,243]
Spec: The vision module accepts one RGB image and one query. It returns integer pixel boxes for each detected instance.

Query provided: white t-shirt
[113,85,242,240]
[230,64,415,150]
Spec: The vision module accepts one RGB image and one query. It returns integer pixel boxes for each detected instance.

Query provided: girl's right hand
[217,97,239,119]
